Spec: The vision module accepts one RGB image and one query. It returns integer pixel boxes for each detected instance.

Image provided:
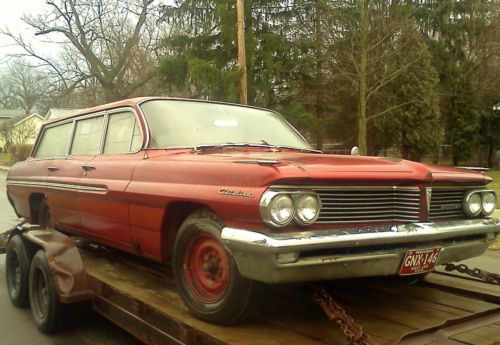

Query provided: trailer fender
[22,229,93,303]
[0,223,27,254]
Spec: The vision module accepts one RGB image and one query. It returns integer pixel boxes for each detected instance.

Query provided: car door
[78,108,143,253]
[39,121,88,232]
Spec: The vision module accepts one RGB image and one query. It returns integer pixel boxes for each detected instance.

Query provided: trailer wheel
[29,250,67,333]
[5,235,30,307]
[173,209,253,325]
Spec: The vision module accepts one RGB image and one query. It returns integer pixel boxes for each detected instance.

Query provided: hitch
[0,221,28,254]
[0,229,12,254]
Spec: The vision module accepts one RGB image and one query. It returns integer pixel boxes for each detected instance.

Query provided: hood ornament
[351,146,360,156]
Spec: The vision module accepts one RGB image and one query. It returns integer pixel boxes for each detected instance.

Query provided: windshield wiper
[193,143,321,153]
[273,145,322,154]
[194,143,271,152]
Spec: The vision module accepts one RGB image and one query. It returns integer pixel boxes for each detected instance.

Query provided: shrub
[8,144,33,162]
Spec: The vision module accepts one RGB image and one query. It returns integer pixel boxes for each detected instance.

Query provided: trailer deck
[80,246,500,345]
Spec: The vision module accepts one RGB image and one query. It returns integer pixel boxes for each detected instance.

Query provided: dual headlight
[464,190,496,217]
[260,190,321,227]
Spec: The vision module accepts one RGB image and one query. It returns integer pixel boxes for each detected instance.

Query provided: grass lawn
[485,169,500,208]
[0,153,14,166]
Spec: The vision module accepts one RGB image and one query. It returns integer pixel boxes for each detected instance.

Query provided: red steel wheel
[183,233,230,303]
[173,208,253,325]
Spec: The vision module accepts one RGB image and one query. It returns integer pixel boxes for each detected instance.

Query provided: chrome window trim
[66,120,77,155]
[101,107,145,155]
[69,112,107,156]
[136,99,151,149]
[98,112,110,154]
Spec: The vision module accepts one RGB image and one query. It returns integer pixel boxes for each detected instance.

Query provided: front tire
[5,235,31,307]
[173,209,253,325]
[29,250,67,333]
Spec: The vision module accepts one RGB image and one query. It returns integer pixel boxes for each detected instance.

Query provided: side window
[71,116,104,155]
[103,111,142,154]
[35,122,73,158]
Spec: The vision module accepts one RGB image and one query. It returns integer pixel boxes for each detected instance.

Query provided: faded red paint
[6,97,492,265]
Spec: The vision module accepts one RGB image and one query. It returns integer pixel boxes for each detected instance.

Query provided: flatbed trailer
[1,225,499,345]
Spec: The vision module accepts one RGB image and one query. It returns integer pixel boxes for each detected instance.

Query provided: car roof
[44,97,272,125]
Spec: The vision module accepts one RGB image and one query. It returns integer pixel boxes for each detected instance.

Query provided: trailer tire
[5,235,31,308]
[173,209,253,325]
[29,250,67,333]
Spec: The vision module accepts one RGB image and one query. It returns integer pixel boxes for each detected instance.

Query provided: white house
[0,109,26,150]
[10,113,45,146]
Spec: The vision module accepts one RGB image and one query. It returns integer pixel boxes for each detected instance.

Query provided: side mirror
[351,146,360,156]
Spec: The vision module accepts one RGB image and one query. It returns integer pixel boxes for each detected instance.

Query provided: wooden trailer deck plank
[81,250,327,345]
[359,280,497,313]
[450,324,500,344]
[425,272,500,302]
[80,249,499,345]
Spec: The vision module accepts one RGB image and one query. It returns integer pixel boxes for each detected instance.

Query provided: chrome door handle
[47,166,59,172]
[81,164,96,171]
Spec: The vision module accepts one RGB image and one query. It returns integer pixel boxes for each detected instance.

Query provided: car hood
[145,149,491,186]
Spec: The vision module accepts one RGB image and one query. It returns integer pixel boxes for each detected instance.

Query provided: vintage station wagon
[6,97,500,324]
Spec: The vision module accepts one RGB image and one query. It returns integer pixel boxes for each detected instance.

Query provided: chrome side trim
[6,180,107,193]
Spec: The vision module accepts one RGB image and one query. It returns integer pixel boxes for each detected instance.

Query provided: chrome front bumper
[221,218,500,283]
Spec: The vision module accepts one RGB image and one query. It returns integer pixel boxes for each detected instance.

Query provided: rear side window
[35,123,73,158]
[71,116,104,155]
[103,111,142,154]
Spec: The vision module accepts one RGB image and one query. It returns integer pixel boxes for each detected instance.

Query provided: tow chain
[442,263,500,285]
[312,285,376,345]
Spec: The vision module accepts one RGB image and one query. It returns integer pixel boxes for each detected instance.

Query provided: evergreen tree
[383,28,442,161]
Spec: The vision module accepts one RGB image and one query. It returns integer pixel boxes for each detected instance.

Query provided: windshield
[140,100,311,150]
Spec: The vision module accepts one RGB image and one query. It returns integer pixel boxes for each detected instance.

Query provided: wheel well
[29,193,45,225]
[161,201,217,263]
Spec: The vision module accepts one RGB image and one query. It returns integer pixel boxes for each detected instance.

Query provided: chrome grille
[312,187,421,223]
[429,188,466,220]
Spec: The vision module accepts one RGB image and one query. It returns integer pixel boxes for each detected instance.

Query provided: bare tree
[0,58,53,113]
[3,0,163,102]
[326,0,417,154]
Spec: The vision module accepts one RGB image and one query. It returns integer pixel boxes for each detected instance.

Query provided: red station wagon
[6,97,500,324]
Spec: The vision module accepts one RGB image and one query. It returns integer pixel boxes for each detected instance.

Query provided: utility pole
[237,0,248,105]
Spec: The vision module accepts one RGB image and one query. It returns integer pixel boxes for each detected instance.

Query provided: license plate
[399,247,441,275]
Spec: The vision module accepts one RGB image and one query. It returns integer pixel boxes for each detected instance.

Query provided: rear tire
[29,250,67,333]
[5,235,30,308]
[173,209,253,325]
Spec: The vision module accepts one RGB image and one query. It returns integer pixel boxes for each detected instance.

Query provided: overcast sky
[0,0,173,70]
[0,0,50,68]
